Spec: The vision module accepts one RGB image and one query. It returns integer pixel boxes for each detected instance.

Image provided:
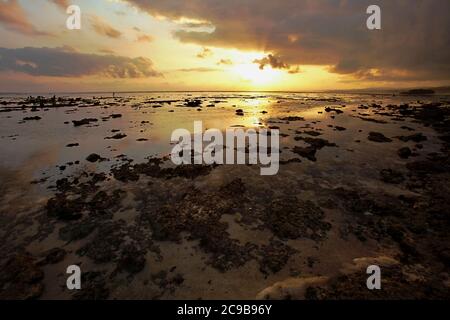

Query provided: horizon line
[1,87,447,96]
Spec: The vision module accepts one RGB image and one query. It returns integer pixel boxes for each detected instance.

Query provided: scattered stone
[105,133,127,140]
[59,220,96,242]
[66,143,79,147]
[325,107,343,114]
[185,99,202,107]
[398,147,412,159]
[0,254,44,300]
[292,146,318,161]
[38,248,67,265]
[298,130,322,137]
[368,132,392,143]
[281,116,304,121]
[23,116,42,121]
[72,118,98,127]
[73,272,109,300]
[86,153,103,163]
[380,169,405,184]
[397,133,427,143]
[259,240,296,274]
[116,245,146,274]
[47,194,84,221]
[265,197,330,240]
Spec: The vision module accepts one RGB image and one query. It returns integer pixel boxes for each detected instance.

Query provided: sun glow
[231,63,283,86]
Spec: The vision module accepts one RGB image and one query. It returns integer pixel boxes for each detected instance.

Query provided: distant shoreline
[1,88,449,96]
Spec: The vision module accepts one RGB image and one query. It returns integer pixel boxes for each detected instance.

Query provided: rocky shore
[0,93,449,299]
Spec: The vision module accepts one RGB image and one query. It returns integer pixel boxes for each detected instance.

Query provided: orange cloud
[0,0,49,36]
[49,0,70,10]
[136,34,153,42]
[89,15,122,39]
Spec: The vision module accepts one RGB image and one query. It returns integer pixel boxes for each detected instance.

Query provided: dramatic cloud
[0,0,49,36]
[254,54,289,70]
[89,15,122,39]
[126,0,450,81]
[0,46,162,78]
[254,54,301,74]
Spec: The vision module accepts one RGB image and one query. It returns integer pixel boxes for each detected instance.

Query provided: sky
[0,0,449,93]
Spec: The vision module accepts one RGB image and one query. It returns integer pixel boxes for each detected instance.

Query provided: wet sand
[0,92,449,299]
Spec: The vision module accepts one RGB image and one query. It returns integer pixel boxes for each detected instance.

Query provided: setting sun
[231,63,283,86]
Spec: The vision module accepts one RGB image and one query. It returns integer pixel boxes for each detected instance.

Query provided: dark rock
[38,248,66,265]
[357,116,388,124]
[298,130,322,137]
[295,137,337,149]
[23,116,42,121]
[265,197,330,240]
[380,169,405,184]
[406,160,446,174]
[259,240,296,274]
[105,133,127,140]
[116,245,146,274]
[73,272,109,300]
[398,147,412,159]
[293,137,337,161]
[66,143,79,147]
[185,99,202,107]
[72,118,98,127]
[368,132,392,143]
[86,153,103,163]
[59,220,96,241]
[280,116,304,121]
[397,133,427,143]
[77,221,124,263]
[47,194,84,221]
[292,146,318,161]
[0,254,44,300]
[325,107,344,114]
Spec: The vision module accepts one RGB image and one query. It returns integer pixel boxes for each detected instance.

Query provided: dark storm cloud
[0,46,162,78]
[126,0,450,81]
